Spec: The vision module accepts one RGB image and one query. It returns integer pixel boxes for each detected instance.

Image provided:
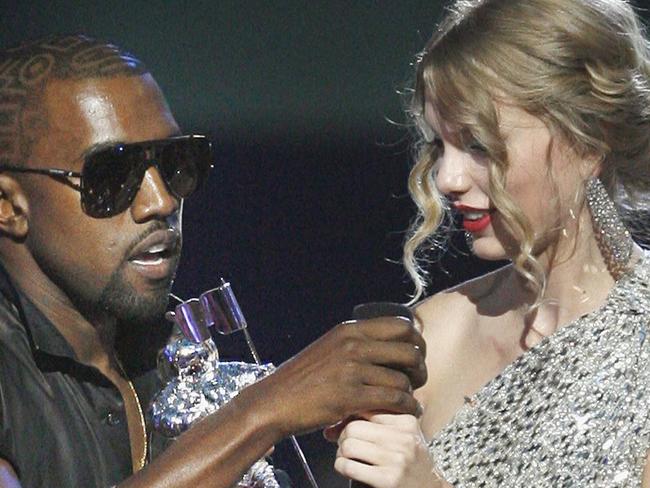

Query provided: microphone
[349,302,414,488]
[352,302,413,323]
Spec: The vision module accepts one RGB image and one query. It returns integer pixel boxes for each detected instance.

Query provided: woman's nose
[435,150,472,197]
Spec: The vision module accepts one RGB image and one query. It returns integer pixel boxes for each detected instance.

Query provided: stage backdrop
[2,1,647,486]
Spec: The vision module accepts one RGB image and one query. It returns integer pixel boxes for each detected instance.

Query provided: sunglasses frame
[0,134,213,218]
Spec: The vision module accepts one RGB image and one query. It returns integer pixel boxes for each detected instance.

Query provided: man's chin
[99,267,175,374]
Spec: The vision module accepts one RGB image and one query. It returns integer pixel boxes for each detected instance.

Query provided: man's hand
[118,317,426,488]
[254,316,427,437]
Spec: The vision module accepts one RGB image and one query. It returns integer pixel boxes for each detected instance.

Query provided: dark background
[2,1,648,487]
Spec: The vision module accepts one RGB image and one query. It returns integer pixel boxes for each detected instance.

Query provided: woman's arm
[330,290,479,487]
[642,452,650,487]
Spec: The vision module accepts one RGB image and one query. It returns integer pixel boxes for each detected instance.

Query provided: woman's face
[423,96,588,261]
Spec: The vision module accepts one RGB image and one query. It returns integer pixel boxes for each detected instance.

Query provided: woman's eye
[422,136,442,152]
[426,138,444,161]
[467,141,487,156]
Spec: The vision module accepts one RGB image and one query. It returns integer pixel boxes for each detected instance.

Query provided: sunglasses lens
[81,145,145,218]
[159,137,213,198]
[80,136,213,218]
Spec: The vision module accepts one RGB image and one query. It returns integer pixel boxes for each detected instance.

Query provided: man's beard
[98,260,177,375]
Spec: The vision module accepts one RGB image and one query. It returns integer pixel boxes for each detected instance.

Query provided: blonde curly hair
[405,0,650,305]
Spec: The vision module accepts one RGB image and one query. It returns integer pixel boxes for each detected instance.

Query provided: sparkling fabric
[430,254,650,487]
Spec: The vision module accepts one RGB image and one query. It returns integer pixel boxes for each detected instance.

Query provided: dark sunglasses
[0,135,214,218]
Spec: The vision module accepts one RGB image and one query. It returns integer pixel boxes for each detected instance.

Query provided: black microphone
[352,302,413,323]
[349,302,414,488]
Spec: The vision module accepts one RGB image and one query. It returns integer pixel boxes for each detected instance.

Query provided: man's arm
[120,317,425,487]
[119,383,289,488]
[0,317,424,488]
[120,316,426,488]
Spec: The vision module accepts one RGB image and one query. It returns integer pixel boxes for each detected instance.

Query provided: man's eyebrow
[81,140,125,159]
[79,131,184,159]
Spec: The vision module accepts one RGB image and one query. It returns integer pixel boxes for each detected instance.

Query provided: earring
[585,177,632,279]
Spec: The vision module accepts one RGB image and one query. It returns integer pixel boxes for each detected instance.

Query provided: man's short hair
[0,34,148,168]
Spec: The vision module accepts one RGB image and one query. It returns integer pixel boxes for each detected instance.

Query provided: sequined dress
[429,255,650,487]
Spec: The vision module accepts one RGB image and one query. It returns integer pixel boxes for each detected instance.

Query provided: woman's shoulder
[413,265,512,435]
[413,264,511,337]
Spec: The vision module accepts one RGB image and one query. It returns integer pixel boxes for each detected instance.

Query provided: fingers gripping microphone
[349,302,414,488]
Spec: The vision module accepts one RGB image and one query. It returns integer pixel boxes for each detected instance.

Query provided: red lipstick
[462,214,492,233]
[454,204,493,233]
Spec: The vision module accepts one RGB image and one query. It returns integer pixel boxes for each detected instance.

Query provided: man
[0,34,426,487]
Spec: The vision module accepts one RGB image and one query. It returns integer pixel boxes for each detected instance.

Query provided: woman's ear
[584,153,604,180]
[0,175,29,240]
[589,161,603,179]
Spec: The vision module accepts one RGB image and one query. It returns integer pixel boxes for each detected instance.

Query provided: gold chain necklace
[115,358,148,472]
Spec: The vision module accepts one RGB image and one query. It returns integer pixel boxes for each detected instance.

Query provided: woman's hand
[334,413,444,488]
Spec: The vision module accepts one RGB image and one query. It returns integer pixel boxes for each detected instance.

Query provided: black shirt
[0,267,165,487]
[0,268,293,488]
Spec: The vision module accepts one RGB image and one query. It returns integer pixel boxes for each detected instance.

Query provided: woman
[334,0,650,486]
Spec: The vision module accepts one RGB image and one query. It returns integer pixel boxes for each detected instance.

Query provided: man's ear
[0,176,29,240]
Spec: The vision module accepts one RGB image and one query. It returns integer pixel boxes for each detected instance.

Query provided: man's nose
[130,166,179,222]
[434,151,472,197]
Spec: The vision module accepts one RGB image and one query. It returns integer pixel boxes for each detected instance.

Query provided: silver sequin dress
[430,254,650,487]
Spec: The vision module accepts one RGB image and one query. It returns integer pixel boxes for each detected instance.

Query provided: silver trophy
[150,279,319,488]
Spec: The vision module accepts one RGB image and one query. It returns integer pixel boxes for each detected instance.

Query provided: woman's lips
[454,204,492,233]
[462,213,492,233]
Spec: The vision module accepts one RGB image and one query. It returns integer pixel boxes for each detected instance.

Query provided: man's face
[23,74,183,327]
